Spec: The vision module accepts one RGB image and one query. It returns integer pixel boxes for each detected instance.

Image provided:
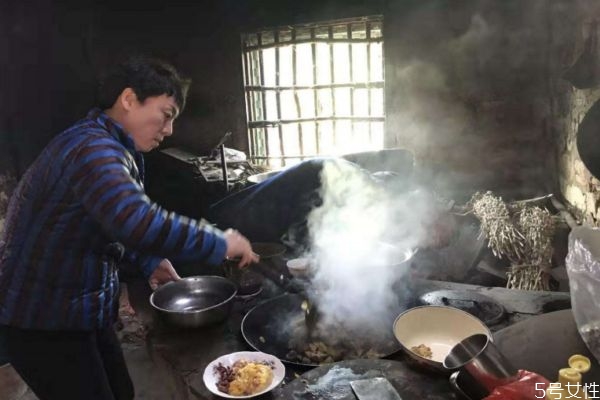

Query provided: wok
[241,293,405,368]
[150,276,237,328]
[577,98,600,180]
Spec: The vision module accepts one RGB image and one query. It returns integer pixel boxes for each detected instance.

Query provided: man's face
[123,94,179,152]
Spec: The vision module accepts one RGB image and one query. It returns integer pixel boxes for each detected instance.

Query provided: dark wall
[1,0,383,172]
[384,0,557,198]
[2,0,565,199]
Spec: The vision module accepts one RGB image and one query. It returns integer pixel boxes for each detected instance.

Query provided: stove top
[409,279,572,332]
[419,289,506,326]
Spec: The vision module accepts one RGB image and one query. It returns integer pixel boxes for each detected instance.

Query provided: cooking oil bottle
[545,355,591,400]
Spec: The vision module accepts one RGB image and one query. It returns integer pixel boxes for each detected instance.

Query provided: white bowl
[286,258,311,278]
[203,351,285,398]
[393,306,492,370]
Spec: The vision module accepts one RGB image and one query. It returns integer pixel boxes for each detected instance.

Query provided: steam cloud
[304,159,439,336]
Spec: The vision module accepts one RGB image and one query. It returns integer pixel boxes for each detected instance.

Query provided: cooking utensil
[226,242,303,294]
[392,305,492,373]
[418,290,506,326]
[210,131,232,158]
[449,370,489,400]
[350,377,403,400]
[241,294,403,367]
[250,242,286,259]
[577,98,600,180]
[443,334,518,393]
[286,257,311,279]
[223,259,264,297]
[150,276,237,328]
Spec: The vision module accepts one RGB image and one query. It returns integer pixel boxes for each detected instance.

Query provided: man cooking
[0,56,258,400]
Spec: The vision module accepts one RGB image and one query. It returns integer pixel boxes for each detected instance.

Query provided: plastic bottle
[545,355,591,400]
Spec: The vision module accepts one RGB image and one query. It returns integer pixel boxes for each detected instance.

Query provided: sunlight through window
[242,16,384,167]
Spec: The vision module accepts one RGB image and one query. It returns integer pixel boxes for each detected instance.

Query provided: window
[241,16,385,167]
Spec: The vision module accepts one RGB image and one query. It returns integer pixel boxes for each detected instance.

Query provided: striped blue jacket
[0,109,226,330]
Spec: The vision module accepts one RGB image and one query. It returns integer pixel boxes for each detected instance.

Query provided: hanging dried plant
[469,191,556,291]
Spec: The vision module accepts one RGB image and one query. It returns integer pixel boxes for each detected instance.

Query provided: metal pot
[443,334,518,394]
[150,276,237,328]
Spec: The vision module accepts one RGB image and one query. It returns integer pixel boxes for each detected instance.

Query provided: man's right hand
[224,229,259,267]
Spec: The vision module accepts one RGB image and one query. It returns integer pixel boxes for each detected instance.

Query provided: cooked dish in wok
[242,294,403,367]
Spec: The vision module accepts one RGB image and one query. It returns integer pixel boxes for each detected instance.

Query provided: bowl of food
[203,351,285,398]
[392,305,492,372]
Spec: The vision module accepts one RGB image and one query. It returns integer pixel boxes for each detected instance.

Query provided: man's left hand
[148,259,181,290]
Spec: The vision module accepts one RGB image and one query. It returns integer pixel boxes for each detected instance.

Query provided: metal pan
[241,293,403,368]
[577,99,600,180]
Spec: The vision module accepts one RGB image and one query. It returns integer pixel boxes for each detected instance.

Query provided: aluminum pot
[443,334,518,393]
[150,276,237,328]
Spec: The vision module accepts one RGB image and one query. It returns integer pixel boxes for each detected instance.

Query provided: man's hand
[148,259,181,290]
[224,229,259,267]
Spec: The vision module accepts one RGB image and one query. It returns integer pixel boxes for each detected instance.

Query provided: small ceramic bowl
[203,351,285,398]
[286,258,311,278]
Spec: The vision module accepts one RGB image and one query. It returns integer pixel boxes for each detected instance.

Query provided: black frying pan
[241,293,404,368]
[577,99,600,180]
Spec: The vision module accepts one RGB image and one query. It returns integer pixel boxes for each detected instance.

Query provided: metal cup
[443,334,518,394]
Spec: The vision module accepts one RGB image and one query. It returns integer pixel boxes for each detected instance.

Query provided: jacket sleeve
[68,136,227,269]
[123,249,164,279]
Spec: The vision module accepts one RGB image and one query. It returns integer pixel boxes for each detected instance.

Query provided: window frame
[241,15,385,166]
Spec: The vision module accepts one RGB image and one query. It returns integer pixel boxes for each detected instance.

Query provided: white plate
[203,351,285,398]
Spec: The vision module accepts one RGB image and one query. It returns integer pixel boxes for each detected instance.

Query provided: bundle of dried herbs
[468,191,556,291]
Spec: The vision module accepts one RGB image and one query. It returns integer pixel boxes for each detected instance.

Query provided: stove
[418,289,506,326]
[409,279,572,332]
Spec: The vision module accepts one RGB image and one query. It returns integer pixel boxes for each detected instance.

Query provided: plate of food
[203,351,285,398]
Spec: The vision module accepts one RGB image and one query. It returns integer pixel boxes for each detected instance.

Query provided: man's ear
[119,88,138,111]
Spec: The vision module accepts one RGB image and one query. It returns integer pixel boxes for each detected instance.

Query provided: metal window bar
[366,21,372,143]
[242,51,256,157]
[257,33,269,162]
[347,24,354,145]
[291,28,305,160]
[274,30,285,166]
[242,16,384,166]
[329,25,336,147]
[311,27,320,155]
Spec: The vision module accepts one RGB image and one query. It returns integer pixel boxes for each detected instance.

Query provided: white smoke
[304,159,438,336]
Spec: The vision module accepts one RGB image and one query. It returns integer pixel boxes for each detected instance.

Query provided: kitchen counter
[126,275,462,399]
[124,269,574,399]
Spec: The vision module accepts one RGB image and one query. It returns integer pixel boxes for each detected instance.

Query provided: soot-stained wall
[1,0,588,212]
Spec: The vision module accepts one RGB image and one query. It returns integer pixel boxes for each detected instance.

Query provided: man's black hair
[97,56,191,112]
